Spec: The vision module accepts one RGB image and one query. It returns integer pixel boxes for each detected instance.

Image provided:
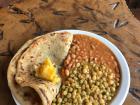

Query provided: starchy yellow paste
[36,58,61,84]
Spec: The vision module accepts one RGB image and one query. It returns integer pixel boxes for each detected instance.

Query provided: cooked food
[36,58,61,84]
[53,35,120,105]
[7,36,42,105]
[53,63,119,105]
[7,32,73,105]
[7,32,120,105]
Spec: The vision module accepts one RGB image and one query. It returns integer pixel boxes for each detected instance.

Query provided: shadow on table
[0,56,16,105]
[126,0,140,20]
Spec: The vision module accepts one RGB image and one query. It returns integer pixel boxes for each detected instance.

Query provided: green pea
[93,100,98,105]
[73,70,77,74]
[63,90,67,96]
[72,90,77,98]
[76,63,80,67]
[58,97,62,103]
[62,85,66,89]
[69,87,73,92]
[107,96,112,101]
[99,94,103,99]
[86,85,90,89]
[100,99,105,104]
[111,87,116,92]
[92,75,96,81]
[82,91,86,96]
[80,79,84,84]
[95,66,99,71]
[67,93,72,98]
[96,81,100,86]
[97,71,102,76]
[82,84,86,90]
[83,68,88,73]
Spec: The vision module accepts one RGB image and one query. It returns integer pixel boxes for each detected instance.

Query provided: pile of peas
[52,62,120,105]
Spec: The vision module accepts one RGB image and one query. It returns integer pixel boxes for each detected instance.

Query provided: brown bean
[75,59,79,63]
[71,54,76,59]
[65,55,71,64]
[65,69,69,76]
[91,45,95,49]
[68,62,73,68]
[111,56,114,60]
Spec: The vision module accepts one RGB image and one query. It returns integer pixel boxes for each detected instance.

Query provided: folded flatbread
[7,32,73,105]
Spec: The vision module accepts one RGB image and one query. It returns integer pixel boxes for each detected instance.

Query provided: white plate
[13,29,130,105]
